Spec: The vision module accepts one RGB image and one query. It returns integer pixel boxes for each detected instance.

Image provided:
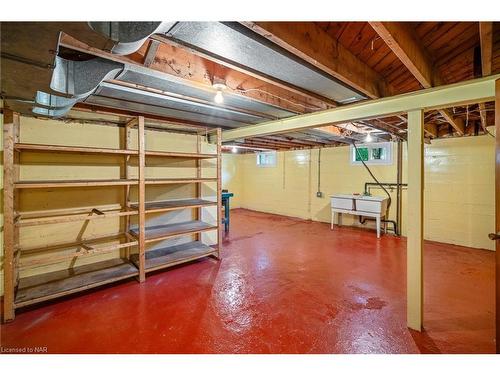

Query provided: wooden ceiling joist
[241,22,391,99]
[369,22,466,136]
[479,22,493,131]
[151,33,338,108]
[369,22,437,88]
[479,22,493,76]
[59,33,326,117]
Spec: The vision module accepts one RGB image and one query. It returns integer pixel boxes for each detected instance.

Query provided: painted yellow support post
[137,116,146,282]
[407,109,424,331]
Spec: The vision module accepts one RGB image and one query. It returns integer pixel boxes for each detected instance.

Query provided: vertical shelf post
[137,116,146,282]
[196,133,202,243]
[216,127,222,258]
[123,118,134,259]
[3,110,16,321]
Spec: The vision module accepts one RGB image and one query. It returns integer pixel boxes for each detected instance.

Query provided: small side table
[222,192,234,234]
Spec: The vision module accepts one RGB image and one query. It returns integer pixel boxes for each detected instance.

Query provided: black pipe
[358,216,398,234]
[361,181,408,236]
[364,182,408,194]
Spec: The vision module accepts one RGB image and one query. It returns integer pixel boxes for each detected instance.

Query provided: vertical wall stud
[3,110,16,322]
[407,109,424,331]
[137,116,146,282]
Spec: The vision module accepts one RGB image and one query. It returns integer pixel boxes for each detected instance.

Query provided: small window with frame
[256,151,277,167]
[350,142,392,165]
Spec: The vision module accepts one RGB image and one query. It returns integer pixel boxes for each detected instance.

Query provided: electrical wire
[226,85,322,111]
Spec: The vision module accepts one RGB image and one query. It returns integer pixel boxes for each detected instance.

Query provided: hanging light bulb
[214,90,224,104]
[212,77,227,105]
[365,132,373,142]
[231,146,237,153]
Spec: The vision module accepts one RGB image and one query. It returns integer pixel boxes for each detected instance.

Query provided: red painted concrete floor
[0,209,495,354]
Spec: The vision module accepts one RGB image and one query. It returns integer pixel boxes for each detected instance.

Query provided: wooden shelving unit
[2,111,222,321]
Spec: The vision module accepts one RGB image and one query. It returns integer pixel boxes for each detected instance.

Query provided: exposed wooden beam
[479,22,493,131]
[369,22,436,88]
[369,22,465,135]
[222,74,499,142]
[147,42,330,113]
[143,39,160,67]
[73,103,210,129]
[424,123,438,138]
[60,33,326,116]
[480,22,493,76]
[439,109,465,135]
[478,102,488,131]
[151,33,338,108]
[241,22,390,99]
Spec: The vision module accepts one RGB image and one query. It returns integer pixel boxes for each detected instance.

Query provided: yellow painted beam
[222,74,500,142]
[407,109,424,331]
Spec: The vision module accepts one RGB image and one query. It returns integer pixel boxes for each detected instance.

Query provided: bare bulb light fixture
[365,133,373,142]
[214,90,224,104]
[212,77,227,105]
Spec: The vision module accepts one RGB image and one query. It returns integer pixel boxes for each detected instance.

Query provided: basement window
[350,142,393,166]
[256,151,277,167]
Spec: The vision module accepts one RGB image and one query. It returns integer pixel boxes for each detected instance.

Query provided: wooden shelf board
[145,178,217,185]
[15,143,138,155]
[14,258,139,307]
[15,179,139,189]
[130,241,217,272]
[20,232,137,255]
[17,208,138,227]
[145,150,216,159]
[130,198,217,213]
[129,220,217,243]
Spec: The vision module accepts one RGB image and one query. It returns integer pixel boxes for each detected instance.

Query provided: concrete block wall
[221,135,495,251]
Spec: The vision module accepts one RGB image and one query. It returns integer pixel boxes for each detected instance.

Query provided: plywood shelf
[145,177,217,185]
[130,198,217,214]
[15,179,139,189]
[16,207,138,227]
[15,143,138,155]
[14,258,139,308]
[19,233,138,268]
[145,150,216,159]
[15,144,217,159]
[130,241,217,272]
[129,220,217,243]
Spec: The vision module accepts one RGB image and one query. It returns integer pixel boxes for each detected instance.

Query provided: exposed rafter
[478,22,493,131]
[143,39,160,67]
[479,22,493,76]
[369,22,466,136]
[241,22,391,99]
